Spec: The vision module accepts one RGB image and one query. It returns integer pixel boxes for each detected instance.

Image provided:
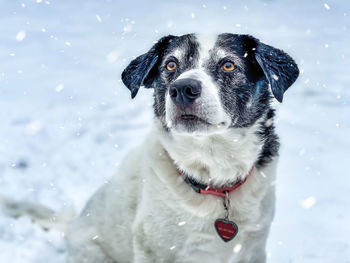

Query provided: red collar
[178,166,254,198]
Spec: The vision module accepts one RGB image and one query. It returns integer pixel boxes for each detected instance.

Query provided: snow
[324,3,331,10]
[299,196,317,209]
[0,0,349,262]
[233,243,242,254]
[16,30,26,42]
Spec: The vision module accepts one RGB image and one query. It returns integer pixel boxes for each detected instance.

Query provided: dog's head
[122,34,299,134]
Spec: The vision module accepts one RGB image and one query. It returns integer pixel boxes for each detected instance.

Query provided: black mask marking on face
[121,35,176,98]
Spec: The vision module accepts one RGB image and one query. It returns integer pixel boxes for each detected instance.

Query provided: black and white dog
[2,33,297,263]
[65,33,298,263]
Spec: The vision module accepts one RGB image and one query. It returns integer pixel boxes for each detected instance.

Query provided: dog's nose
[169,78,202,107]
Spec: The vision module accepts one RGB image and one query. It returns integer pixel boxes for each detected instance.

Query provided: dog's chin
[169,115,229,135]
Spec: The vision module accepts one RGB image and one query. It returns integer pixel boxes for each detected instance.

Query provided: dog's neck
[156,120,263,188]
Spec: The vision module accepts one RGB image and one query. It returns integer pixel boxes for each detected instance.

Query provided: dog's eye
[166,61,177,71]
[221,62,235,72]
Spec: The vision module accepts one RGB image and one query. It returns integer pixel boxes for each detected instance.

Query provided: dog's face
[122,34,298,134]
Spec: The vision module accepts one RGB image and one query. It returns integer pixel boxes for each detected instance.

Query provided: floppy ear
[254,39,299,102]
[121,35,175,99]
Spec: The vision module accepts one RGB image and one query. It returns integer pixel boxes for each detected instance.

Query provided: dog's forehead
[166,34,237,64]
[194,34,244,62]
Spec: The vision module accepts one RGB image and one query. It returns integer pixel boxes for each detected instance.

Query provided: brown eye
[166,61,177,71]
[222,62,235,71]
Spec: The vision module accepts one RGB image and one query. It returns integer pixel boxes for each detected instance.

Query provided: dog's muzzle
[169,78,201,107]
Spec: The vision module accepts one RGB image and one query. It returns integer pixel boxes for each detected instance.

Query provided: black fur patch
[256,109,280,167]
[213,34,271,128]
[152,34,199,122]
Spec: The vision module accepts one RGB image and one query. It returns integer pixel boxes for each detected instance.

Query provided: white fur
[196,34,217,67]
[66,117,277,263]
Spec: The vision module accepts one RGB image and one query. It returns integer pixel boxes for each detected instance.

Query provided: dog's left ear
[252,37,299,102]
[121,35,175,99]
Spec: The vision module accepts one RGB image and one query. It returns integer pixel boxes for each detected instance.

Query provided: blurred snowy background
[0,0,349,262]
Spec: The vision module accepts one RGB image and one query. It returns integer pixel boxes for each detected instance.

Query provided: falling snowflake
[106,50,120,64]
[300,196,317,209]
[16,31,26,42]
[56,84,64,92]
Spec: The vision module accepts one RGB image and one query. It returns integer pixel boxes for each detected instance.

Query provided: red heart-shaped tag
[214,218,238,242]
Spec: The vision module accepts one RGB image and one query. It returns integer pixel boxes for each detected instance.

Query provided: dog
[2,33,299,263]
[65,33,299,263]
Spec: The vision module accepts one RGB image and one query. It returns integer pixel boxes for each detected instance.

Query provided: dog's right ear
[121,35,175,99]
[243,35,299,102]
[254,39,299,103]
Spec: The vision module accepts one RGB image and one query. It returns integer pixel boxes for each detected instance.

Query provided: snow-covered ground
[0,0,349,262]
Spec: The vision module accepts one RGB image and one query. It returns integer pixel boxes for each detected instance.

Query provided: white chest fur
[131,123,278,263]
